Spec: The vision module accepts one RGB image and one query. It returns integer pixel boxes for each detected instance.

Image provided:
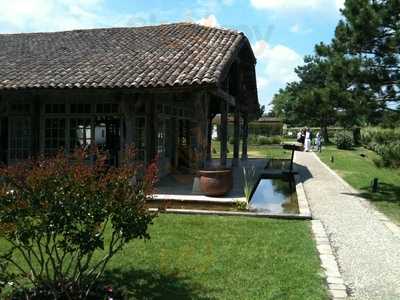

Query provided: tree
[272,55,346,142]
[271,0,398,136]
[332,0,400,117]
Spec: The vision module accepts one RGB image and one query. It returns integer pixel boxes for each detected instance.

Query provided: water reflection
[249,177,299,214]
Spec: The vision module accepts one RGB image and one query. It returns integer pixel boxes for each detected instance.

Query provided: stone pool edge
[294,174,312,218]
[148,207,312,219]
[149,174,312,220]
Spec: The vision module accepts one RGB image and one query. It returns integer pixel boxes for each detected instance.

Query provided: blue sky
[0,0,344,109]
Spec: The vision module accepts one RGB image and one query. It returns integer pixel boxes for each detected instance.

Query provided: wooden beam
[31,95,41,158]
[241,111,248,160]
[206,113,214,162]
[145,95,156,164]
[211,89,235,106]
[232,61,241,166]
[232,106,240,166]
[220,100,228,167]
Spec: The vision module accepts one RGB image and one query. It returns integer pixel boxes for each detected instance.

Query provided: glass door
[178,119,190,169]
[95,116,120,166]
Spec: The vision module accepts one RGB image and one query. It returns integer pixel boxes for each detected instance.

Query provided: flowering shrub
[0,147,157,299]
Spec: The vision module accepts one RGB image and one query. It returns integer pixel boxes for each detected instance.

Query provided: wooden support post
[145,96,156,164]
[206,115,212,161]
[241,111,248,160]
[32,95,41,158]
[232,106,240,166]
[122,96,135,146]
[220,100,228,166]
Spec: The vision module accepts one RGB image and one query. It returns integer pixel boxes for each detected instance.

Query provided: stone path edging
[294,174,312,218]
[311,220,348,300]
[312,152,400,239]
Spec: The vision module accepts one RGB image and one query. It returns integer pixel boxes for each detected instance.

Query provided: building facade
[0,23,259,175]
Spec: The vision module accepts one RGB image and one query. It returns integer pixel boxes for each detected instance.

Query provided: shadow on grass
[358,182,400,204]
[100,268,216,300]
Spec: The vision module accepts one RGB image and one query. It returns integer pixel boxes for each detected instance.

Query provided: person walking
[297,130,302,143]
[316,131,322,152]
[304,128,311,152]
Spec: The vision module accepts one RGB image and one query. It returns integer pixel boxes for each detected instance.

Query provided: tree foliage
[0,147,157,299]
[271,0,400,131]
[335,0,400,107]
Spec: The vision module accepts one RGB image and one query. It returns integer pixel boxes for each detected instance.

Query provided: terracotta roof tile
[0,23,249,90]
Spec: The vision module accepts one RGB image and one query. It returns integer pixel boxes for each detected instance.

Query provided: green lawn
[1,215,327,299]
[318,146,400,224]
[211,141,292,160]
[101,215,327,299]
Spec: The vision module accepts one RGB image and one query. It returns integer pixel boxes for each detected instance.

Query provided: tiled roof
[0,23,253,90]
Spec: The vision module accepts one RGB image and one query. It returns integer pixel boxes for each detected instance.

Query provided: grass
[318,145,400,224]
[1,214,327,300]
[101,214,327,299]
[211,140,292,160]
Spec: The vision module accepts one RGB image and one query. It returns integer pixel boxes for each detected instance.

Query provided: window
[164,105,171,115]
[9,117,31,160]
[70,118,92,151]
[45,103,66,114]
[94,122,106,146]
[0,100,6,114]
[71,103,91,114]
[9,103,30,114]
[134,117,146,161]
[44,119,66,154]
[96,103,119,114]
[156,104,163,113]
[157,119,166,157]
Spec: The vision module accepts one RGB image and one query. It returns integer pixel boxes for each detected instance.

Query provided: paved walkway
[294,151,400,300]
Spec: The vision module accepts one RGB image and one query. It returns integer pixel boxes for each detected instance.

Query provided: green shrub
[248,135,258,145]
[361,127,400,167]
[361,127,400,145]
[374,142,400,168]
[229,136,235,145]
[257,136,271,145]
[0,147,157,299]
[247,135,282,145]
[271,136,282,144]
[335,131,354,150]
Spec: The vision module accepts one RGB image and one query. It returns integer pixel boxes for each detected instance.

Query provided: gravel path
[294,151,400,300]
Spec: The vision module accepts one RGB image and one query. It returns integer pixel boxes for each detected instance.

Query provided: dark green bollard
[372,178,379,193]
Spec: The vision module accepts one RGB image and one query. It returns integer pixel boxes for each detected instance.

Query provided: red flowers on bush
[0,146,157,299]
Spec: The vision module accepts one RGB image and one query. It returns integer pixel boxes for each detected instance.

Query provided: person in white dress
[304,128,311,152]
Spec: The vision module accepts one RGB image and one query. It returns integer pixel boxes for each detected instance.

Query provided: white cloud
[336,0,345,9]
[197,14,219,27]
[0,0,102,32]
[250,0,344,12]
[257,76,268,89]
[253,39,303,91]
[290,24,300,33]
[250,0,321,10]
[0,0,154,33]
[289,23,312,34]
[222,0,235,5]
